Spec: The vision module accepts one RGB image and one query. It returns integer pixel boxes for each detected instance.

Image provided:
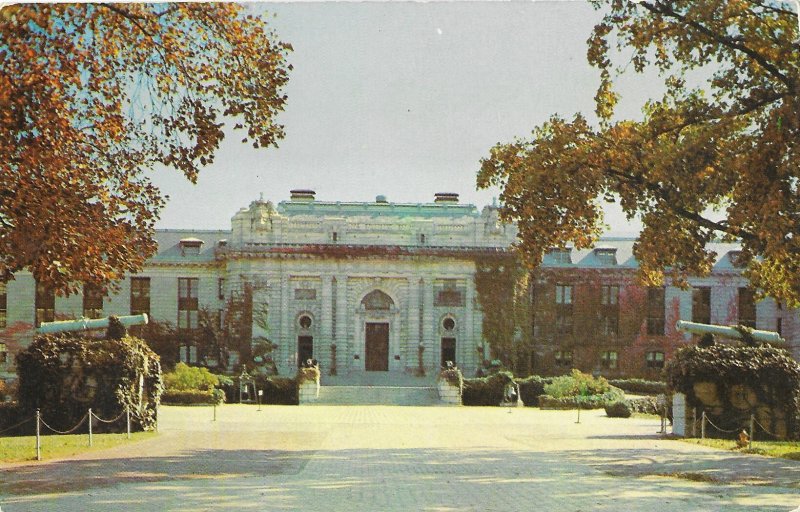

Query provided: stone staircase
[314,385,440,406]
[309,372,441,406]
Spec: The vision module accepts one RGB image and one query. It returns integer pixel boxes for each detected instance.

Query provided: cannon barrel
[37,314,149,334]
[675,320,783,344]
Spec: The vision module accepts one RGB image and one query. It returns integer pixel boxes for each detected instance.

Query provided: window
[595,249,617,265]
[179,344,197,364]
[0,342,7,363]
[738,287,756,328]
[299,315,312,329]
[554,350,573,367]
[178,278,199,330]
[419,233,426,245]
[443,317,455,331]
[218,278,225,300]
[601,350,618,369]
[35,282,55,327]
[434,279,465,307]
[130,277,151,316]
[692,287,711,324]
[555,284,574,334]
[83,284,104,319]
[646,288,665,335]
[777,317,783,337]
[295,288,317,300]
[0,281,6,328]
[332,232,338,243]
[179,238,203,256]
[548,248,572,264]
[646,351,665,369]
[600,285,619,336]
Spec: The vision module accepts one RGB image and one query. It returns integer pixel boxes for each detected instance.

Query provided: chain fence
[694,408,789,449]
[1,405,141,461]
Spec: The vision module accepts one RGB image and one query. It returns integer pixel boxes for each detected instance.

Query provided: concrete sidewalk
[1,405,798,511]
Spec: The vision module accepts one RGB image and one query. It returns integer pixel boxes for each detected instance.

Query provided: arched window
[361,290,394,311]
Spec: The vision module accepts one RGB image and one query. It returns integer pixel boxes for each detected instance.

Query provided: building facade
[1,190,798,382]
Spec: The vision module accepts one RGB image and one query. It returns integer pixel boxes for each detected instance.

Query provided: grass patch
[680,438,800,461]
[0,432,157,463]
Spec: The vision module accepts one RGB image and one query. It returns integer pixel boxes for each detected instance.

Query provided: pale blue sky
[152,1,660,235]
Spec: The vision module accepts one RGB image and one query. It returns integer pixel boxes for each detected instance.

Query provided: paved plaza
[1,405,799,511]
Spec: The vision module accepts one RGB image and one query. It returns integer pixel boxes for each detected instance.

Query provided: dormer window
[332,232,338,243]
[729,250,746,268]
[548,248,572,264]
[595,248,617,265]
[179,238,204,256]
[419,233,427,245]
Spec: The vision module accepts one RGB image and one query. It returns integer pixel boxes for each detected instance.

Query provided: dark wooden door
[298,336,313,368]
[365,322,389,371]
[441,337,456,368]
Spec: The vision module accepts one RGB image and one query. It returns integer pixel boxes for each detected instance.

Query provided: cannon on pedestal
[37,314,149,334]
[675,320,784,344]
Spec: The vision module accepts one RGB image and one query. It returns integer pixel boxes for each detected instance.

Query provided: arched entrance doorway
[362,290,393,371]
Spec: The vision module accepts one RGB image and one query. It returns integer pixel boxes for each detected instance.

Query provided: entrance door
[441,337,456,368]
[298,336,313,368]
[365,322,389,371]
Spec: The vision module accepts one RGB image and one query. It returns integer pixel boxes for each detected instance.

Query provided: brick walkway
[1,405,799,511]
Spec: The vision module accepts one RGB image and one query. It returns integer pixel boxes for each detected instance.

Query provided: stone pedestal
[673,393,687,437]
[437,380,462,405]
[299,380,320,404]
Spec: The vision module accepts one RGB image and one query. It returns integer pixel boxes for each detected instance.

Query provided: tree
[477,0,800,305]
[0,3,292,294]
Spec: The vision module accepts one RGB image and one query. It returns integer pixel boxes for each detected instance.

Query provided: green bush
[163,363,219,391]
[605,400,633,418]
[256,376,298,405]
[516,375,551,406]
[666,344,800,439]
[161,389,224,405]
[438,366,464,390]
[0,402,27,436]
[627,396,663,415]
[462,371,514,406]
[544,369,610,398]
[608,379,667,395]
[16,333,162,432]
[539,388,625,409]
[297,366,321,385]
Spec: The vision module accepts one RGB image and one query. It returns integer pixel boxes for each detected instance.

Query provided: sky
[151,1,663,235]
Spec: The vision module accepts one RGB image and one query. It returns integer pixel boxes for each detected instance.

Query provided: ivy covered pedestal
[297,366,321,404]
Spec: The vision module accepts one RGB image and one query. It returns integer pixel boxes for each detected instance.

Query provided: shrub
[161,389,224,405]
[297,366,321,385]
[438,366,464,390]
[516,375,551,406]
[0,402,27,436]
[538,388,625,409]
[627,396,662,415]
[605,400,633,418]
[462,371,514,406]
[256,376,298,405]
[16,333,162,432]
[608,379,667,396]
[0,379,17,402]
[666,344,800,439]
[544,369,610,398]
[163,363,219,391]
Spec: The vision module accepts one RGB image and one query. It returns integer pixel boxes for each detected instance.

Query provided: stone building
[0,190,798,382]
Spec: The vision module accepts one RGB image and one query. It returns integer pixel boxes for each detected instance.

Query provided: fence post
[126,407,131,440]
[692,408,697,438]
[88,408,93,447]
[749,414,755,449]
[701,410,706,440]
[213,403,217,422]
[35,409,41,461]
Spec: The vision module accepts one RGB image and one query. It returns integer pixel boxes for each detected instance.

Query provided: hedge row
[257,376,299,405]
[608,379,667,396]
[516,375,551,406]
[538,388,625,409]
[161,389,224,406]
[462,372,514,406]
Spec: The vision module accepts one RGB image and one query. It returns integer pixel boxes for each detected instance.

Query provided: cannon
[37,313,149,334]
[675,320,783,344]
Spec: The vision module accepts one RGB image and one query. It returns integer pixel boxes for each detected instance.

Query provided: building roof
[152,230,230,263]
[276,200,481,219]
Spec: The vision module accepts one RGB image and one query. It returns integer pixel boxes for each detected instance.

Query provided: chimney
[434,192,459,204]
[290,189,316,202]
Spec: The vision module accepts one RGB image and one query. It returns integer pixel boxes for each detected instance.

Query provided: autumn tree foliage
[0,3,292,294]
[477,1,800,305]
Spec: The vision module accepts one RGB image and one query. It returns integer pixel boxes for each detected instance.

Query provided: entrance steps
[313,385,440,406]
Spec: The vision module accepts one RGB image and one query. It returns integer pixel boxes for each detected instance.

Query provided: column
[406,277,420,372]
[336,275,348,371]
[422,277,435,372]
[320,275,333,369]
[463,276,475,373]
[279,272,291,373]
